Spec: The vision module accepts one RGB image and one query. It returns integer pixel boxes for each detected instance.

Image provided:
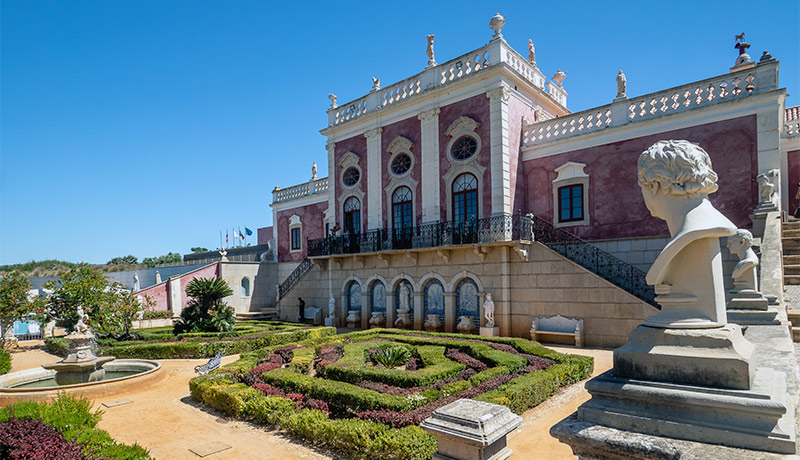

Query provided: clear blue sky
[1,0,798,265]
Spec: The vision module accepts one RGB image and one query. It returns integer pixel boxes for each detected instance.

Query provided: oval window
[342,167,360,187]
[391,153,412,176]
[451,136,478,161]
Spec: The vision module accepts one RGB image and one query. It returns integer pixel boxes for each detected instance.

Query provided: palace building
[268,14,799,347]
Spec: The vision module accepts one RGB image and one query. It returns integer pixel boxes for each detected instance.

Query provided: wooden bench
[530,315,584,347]
[297,306,323,326]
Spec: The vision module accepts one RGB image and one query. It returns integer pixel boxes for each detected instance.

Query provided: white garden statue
[637,139,737,327]
[398,285,411,313]
[483,293,495,327]
[328,297,336,318]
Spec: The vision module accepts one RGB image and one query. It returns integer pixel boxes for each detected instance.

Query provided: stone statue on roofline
[426,34,436,67]
[527,39,535,65]
[371,77,380,92]
[616,70,627,99]
[328,93,338,109]
[312,162,317,181]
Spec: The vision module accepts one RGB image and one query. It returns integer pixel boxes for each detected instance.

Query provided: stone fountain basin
[0,359,163,404]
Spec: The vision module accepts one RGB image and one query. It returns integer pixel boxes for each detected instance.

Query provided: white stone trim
[419,108,441,223]
[365,129,383,228]
[327,142,337,229]
[341,275,364,295]
[487,84,512,216]
[385,175,419,229]
[448,270,485,293]
[337,190,364,231]
[365,274,389,290]
[552,162,590,228]
[443,163,486,221]
[289,214,303,253]
[240,277,251,298]
[339,151,363,192]
[389,273,415,291]
[386,136,416,179]
[445,116,483,165]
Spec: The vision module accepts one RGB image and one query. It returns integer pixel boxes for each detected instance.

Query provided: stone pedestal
[576,367,795,454]
[480,326,500,337]
[728,290,769,311]
[613,324,754,389]
[324,317,336,327]
[421,399,522,460]
[395,311,412,329]
[749,212,770,238]
[345,311,360,329]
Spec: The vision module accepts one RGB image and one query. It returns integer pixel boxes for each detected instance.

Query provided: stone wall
[219,262,278,314]
[280,243,656,348]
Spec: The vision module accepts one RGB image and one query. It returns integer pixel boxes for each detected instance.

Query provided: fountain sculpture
[41,306,115,385]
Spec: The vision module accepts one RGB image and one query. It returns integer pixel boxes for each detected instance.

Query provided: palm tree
[174,277,234,333]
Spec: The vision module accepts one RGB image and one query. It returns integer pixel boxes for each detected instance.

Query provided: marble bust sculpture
[637,140,737,328]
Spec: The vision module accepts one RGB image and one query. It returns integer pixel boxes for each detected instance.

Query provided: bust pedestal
[324,317,336,327]
[480,326,500,337]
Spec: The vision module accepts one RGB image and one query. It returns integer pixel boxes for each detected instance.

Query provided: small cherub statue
[483,293,495,327]
[74,305,90,334]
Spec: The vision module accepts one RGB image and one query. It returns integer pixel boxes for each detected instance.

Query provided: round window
[342,167,360,187]
[391,153,412,176]
[451,136,478,161]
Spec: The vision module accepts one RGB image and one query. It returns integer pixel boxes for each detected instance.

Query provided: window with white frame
[552,162,590,227]
[288,214,302,252]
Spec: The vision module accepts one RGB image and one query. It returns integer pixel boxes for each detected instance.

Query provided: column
[486,84,512,216]
[361,289,370,330]
[339,293,347,328]
[168,277,182,317]
[413,292,424,330]
[498,247,511,335]
[386,295,395,329]
[444,292,456,333]
[365,128,383,228]
[418,108,441,223]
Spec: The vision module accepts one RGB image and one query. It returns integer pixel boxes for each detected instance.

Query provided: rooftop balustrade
[326,39,550,128]
[522,60,780,148]
[272,177,329,205]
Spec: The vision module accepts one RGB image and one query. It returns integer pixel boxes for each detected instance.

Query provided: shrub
[242,395,295,425]
[440,380,470,398]
[289,347,315,373]
[141,310,173,320]
[0,417,86,460]
[0,349,10,375]
[469,366,509,387]
[373,345,411,368]
[173,277,234,334]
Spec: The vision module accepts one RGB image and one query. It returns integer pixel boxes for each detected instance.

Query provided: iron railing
[277,258,313,301]
[308,214,535,257]
[308,213,656,307]
[529,216,656,306]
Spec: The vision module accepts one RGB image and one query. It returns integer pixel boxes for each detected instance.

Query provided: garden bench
[194,351,224,375]
[530,314,584,347]
[298,306,323,325]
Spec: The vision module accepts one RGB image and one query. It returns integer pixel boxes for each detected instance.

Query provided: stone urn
[456,316,476,334]
[345,310,361,329]
[369,312,386,328]
[424,314,442,332]
[394,311,412,329]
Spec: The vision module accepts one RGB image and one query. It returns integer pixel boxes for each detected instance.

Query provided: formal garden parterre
[190,329,593,460]
[45,321,335,359]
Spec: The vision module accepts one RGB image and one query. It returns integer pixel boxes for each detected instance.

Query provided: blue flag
[245,227,253,236]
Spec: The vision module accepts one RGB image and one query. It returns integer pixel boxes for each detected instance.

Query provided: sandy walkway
[5,341,612,460]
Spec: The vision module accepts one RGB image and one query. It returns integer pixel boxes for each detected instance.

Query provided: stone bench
[530,314,584,347]
[297,307,323,325]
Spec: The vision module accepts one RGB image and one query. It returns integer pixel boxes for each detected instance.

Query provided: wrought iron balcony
[307,214,534,257]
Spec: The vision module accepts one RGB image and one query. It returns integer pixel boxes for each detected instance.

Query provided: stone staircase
[235,308,280,321]
[783,220,800,285]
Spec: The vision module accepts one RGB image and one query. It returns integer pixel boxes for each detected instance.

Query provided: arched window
[241,278,250,297]
[423,279,444,317]
[455,278,479,319]
[347,281,361,311]
[452,173,478,223]
[343,197,361,235]
[370,281,386,313]
[395,279,414,324]
[392,187,413,230]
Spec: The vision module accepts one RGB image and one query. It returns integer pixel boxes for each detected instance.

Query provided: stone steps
[783,229,800,238]
[783,265,800,275]
[236,308,280,321]
[782,238,800,250]
[784,275,800,285]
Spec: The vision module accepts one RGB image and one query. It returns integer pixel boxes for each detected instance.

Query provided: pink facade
[381,116,422,227]
[333,134,368,232]
[277,201,328,262]
[788,150,800,214]
[438,94,492,220]
[508,94,539,214]
[135,263,220,312]
[257,226,273,246]
[523,115,759,240]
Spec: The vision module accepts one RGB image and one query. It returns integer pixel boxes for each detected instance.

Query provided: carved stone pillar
[444,292,456,333]
[486,85,512,216]
[386,294,395,329]
[365,128,383,229]
[418,108,441,223]
[413,292,424,330]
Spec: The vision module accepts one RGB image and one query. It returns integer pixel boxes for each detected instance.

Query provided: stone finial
[527,39,536,65]
[489,13,506,39]
[426,34,436,67]
[371,77,381,92]
[616,70,627,99]
[328,93,338,109]
[732,32,752,69]
[759,50,774,63]
[552,69,566,87]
